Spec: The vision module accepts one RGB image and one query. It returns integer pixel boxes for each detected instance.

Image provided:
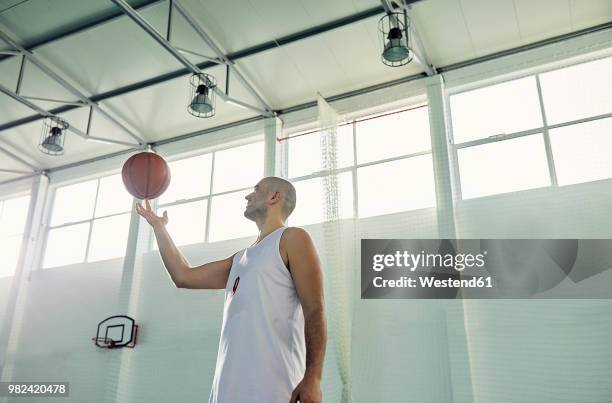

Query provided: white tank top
[208,226,306,403]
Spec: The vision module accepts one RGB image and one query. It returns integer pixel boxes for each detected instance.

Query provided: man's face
[244,180,267,220]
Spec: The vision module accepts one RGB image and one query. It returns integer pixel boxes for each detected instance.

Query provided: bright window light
[289,171,353,226]
[288,125,354,178]
[550,117,612,186]
[213,142,264,194]
[450,76,543,143]
[153,200,207,250]
[88,213,131,262]
[356,106,431,164]
[0,195,30,236]
[540,56,612,125]
[209,190,258,242]
[95,174,133,217]
[0,235,23,278]
[158,153,212,205]
[43,223,90,268]
[51,180,98,226]
[458,135,550,199]
[358,155,436,217]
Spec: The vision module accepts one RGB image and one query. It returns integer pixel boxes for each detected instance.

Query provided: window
[157,153,212,205]
[290,172,354,226]
[458,135,550,199]
[449,56,612,198]
[154,200,207,249]
[209,190,254,242]
[154,141,262,247]
[550,117,612,186]
[450,76,542,144]
[358,156,436,217]
[213,142,264,194]
[356,107,430,164]
[0,195,31,277]
[540,56,612,125]
[43,174,132,268]
[288,125,353,178]
[286,103,434,224]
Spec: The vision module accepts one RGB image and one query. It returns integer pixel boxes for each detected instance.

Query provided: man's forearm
[153,223,190,286]
[303,308,327,381]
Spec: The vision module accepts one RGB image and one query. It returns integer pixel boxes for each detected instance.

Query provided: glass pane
[209,190,258,242]
[213,142,264,194]
[458,135,550,199]
[88,213,131,262]
[450,76,543,143]
[43,223,89,268]
[158,153,212,205]
[95,174,133,217]
[0,195,30,236]
[550,117,612,186]
[288,125,354,178]
[50,180,98,226]
[358,156,436,218]
[540,57,612,125]
[0,235,23,278]
[289,171,353,226]
[356,106,431,164]
[153,200,207,249]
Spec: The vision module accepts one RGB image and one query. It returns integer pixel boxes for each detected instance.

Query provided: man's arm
[136,199,233,289]
[285,227,326,403]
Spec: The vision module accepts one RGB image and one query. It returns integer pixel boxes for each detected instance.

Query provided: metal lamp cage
[39,116,68,156]
[188,73,217,118]
[378,10,413,67]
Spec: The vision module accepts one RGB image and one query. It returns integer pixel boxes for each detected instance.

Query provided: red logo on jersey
[232,277,240,294]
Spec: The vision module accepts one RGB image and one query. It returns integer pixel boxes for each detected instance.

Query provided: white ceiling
[0,0,610,181]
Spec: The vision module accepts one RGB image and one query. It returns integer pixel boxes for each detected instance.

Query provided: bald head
[262,176,296,218]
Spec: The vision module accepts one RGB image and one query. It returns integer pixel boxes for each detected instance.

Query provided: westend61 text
[372,276,493,288]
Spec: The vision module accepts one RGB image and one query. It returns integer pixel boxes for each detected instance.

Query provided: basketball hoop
[92,315,139,349]
[92,336,119,349]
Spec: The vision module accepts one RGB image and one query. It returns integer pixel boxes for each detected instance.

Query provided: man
[136,176,326,403]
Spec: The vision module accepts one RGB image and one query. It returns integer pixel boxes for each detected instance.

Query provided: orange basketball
[121,152,171,199]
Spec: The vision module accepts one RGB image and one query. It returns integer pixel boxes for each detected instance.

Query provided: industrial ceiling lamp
[379,10,413,67]
[39,116,68,156]
[188,73,216,118]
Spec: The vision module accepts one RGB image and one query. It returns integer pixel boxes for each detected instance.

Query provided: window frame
[447,56,612,201]
[285,103,434,223]
[152,138,265,247]
[41,173,132,268]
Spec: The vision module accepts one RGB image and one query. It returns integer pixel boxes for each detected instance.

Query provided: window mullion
[536,74,559,187]
[84,179,101,263]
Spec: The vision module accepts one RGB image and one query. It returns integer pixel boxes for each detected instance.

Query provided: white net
[317,94,354,403]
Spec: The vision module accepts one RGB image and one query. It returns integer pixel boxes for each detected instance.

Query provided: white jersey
[208,226,306,403]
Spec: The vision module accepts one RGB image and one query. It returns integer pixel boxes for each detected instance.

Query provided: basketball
[121,152,171,199]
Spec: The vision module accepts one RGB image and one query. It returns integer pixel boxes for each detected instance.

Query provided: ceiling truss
[111,0,274,117]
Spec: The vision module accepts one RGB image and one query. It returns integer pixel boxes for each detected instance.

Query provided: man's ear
[268,191,282,205]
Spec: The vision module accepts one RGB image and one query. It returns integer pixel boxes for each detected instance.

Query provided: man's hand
[135,199,168,228]
[289,376,321,403]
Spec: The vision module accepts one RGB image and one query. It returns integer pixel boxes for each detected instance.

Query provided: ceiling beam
[0,30,146,146]
[1,9,610,137]
[0,5,384,133]
[172,0,273,114]
[0,83,141,148]
[0,0,165,64]
[110,0,274,117]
